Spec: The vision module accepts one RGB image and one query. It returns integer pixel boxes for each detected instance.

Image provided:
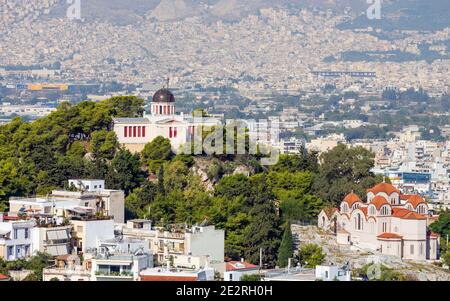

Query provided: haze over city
[0,0,450,287]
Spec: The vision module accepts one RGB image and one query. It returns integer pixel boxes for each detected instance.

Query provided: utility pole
[288,258,292,274]
[259,248,263,269]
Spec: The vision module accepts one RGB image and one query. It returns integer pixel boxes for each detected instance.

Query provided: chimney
[240,258,244,263]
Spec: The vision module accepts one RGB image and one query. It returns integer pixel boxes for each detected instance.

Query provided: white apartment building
[43,254,92,281]
[70,217,115,254]
[87,238,153,281]
[31,223,72,257]
[9,179,125,223]
[121,220,225,272]
[0,217,34,261]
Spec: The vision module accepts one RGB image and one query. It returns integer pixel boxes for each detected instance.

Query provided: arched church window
[354,214,362,230]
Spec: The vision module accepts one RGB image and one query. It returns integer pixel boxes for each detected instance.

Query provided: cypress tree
[277,221,293,268]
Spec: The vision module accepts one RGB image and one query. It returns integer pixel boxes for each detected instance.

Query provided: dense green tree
[100,96,145,118]
[90,130,119,160]
[0,95,145,201]
[243,175,281,268]
[298,244,326,268]
[157,165,165,195]
[141,137,173,173]
[141,137,172,163]
[429,211,450,253]
[125,181,159,219]
[214,174,252,200]
[442,249,450,270]
[277,222,294,268]
[279,194,323,222]
[267,171,324,222]
[106,149,146,194]
[312,144,384,205]
[240,274,262,281]
[243,200,281,268]
[270,147,319,173]
[0,252,53,281]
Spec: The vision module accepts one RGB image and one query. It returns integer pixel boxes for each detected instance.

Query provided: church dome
[152,88,175,103]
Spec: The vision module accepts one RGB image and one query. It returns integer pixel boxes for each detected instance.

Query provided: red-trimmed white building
[318,182,440,261]
[113,88,221,153]
[224,261,260,281]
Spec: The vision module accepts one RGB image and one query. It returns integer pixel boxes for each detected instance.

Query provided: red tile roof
[370,195,390,209]
[405,195,426,208]
[140,275,198,281]
[377,233,403,239]
[226,261,259,271]
[0,274,9,280]
[2,216,19,221]
[367,183,400,195]
[343,192,361,207]
[392,208,426,220]
[359,207,368,216]
[401,211,427,220]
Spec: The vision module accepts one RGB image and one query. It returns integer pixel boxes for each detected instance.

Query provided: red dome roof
[405,195,426,208]
[343,192,361,207]
[370,195,390,210]
[367,183,400,195]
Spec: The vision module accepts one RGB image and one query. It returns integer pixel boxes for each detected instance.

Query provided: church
[113,88,221,153]
[318,182,440,261]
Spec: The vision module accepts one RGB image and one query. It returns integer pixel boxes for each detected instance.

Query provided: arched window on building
[369,206,375,215]
[354,213,363,230]
[380,206,390,216]
[417,205,427,215]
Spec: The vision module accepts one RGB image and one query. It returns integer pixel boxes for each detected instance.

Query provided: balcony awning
[47,229,69,241]
[46,245,69,256]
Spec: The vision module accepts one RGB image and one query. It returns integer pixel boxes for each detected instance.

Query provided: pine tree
[277,221,293,268]
[157,165,165,195]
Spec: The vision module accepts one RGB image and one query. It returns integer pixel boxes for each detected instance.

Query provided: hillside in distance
[40,0,392,24]
[338,0,450,31]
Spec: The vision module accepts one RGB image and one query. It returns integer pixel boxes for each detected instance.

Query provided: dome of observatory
[152,88,175,103]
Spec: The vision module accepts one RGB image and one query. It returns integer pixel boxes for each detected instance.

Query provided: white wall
[186,226,225,264]
[224,270,259,281]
